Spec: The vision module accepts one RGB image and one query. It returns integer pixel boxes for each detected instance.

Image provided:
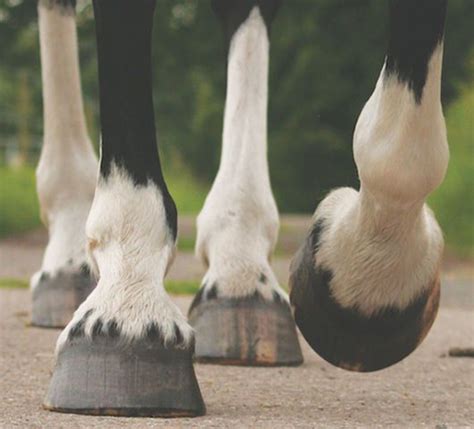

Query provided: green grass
[0,278,29,289]
[0,277,200,295]
[164,280,200,295]
[429,83,474,257]
[164,166,208,214]
[0,166,40,238]
[178,235,196,252]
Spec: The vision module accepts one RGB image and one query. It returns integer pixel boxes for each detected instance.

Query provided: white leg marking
[32,5,97,287]
[56,166,192,354]
[314,46,448,315]
[196,8,282,301]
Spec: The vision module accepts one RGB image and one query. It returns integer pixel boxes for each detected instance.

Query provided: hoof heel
[188,293,303,366]
[44,336,206,417]
[32,268,95,328]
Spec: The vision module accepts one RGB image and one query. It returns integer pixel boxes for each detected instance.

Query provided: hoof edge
[31,267,95,328]
[189,292,303,367]
[44,335,206,417]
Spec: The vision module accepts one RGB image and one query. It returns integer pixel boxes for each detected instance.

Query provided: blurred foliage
[0,277,29,288]
[163,158,208,213]
[0,166,40,236]
[0,0,473,214]
[430,76,474,257]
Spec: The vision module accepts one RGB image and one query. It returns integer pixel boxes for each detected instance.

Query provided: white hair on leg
[56,165,192,355]
[314,46,448,316]
[32,4,97,289]
[196,7,283,301]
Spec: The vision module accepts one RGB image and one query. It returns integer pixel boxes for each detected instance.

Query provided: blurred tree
[17,69,32,164]
[430,52,474,256]
[0,0,473,211]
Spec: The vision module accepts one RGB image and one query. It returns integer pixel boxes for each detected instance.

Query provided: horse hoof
[289,226,441,372]
[44,335,206,417]
[31,267,95,328]
[188,291,303,366]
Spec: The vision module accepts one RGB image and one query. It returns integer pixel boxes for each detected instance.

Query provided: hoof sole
[44,336,205,417]
[32,268,95,328]
[189,293,303,366]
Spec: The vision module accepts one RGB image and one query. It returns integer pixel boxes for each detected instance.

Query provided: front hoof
[44,333,205,417]
[188,290,303,366]
[31,266,95,328]
[289,227,441,372]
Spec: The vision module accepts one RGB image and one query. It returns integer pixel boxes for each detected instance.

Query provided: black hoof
[289,222,441,372]
[188,290,303,366]
[44,333,206,417]
[32,266,95,328]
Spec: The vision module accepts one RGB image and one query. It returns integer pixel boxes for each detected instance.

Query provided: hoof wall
[44,336,205,417]
[32,268,95,328]
[188,293,303,366]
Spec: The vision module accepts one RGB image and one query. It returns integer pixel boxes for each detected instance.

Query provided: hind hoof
[31,267,95,328]
[44,334,206,417]
[289,226,441,372]
[188,291,303,366]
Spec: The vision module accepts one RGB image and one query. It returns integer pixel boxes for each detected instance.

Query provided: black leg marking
[68,309,93,340]
[39,272,50,282]
[106,319,120,339]
[272,289,284,304]
[189,282,218,315]
[211,0,281,47]
[92,0,177,239]
[145,322,164,343]
[206,283,218,300]
[38,0,76,12]
[91,318,103,338]
[173,323,184,346]
[188,285,206,314]
[250,290,262,302]
[79,263,90,276]
[385,0,447,102]
[290,218,440,372]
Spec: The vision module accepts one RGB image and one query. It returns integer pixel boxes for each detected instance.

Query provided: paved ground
[1,290,473,428]
[0,217,473,428]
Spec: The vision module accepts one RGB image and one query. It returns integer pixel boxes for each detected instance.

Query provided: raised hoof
[289,225,441,372]
[188,292,303,366]
[31,267,95,328]
[44,335,206,417]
